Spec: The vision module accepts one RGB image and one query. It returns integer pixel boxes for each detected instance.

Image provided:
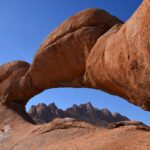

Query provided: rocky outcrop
[0,118,149,150]
[86,0,150,110]
[29,103,65,124]
[108,120,149,130]
[28,102,129,126]
[29,9,123,90]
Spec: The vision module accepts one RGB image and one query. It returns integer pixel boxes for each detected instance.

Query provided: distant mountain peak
[48,103,58,109]
[101,108,111,113]
[28,102,130,127]
[85,102,93,108]
[72,104,78,108]
[86,102,93,106]
[37,103,47,108]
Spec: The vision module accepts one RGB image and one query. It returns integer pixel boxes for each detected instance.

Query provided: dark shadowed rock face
[112,112,129,122]
[28,103,65,124]
[108,120,148,129]
[28,102,129,126]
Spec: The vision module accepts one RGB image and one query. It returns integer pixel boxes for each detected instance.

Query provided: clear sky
[1,0,149,125]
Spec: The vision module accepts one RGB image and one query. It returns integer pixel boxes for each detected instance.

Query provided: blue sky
[1,0,149,125]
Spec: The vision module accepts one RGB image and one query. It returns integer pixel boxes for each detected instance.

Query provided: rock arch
[0,0,150,125]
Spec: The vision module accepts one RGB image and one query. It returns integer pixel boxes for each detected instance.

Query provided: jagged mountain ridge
[28,102,129,126]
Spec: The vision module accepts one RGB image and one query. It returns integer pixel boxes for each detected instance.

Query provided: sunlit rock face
[85,1,150,110]
[0,0,150,149]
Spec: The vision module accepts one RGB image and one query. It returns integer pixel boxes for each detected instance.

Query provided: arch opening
[25,87,150,126]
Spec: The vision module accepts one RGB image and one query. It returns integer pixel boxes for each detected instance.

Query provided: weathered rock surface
[0,118,149,150]
[28,102,129,126]
[0,0,150,149]
[86,0,150,110]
